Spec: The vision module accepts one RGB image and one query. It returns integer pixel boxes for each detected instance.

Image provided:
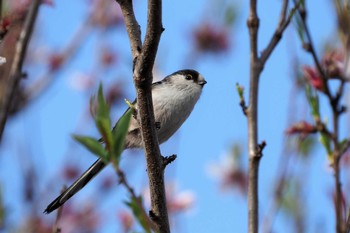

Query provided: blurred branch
[293,0,332,97]
[25,19,92,102]
[295,2,350,232]
[0,0,41,142]
[246,0,296,232]
[51,186,65,233]
[114,165,154,231]
[115,0,169,232]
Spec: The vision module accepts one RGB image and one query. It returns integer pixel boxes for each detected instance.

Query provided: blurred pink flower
[143,182,195,215]
[285,121,317,135]
[59,203,101,233]
[69,72,95,91]
[167,190,195,213]
[0,17,10,37]
[321,49,345,78]
[100,47,118,67]
[18,215,52,233]
[105,82,124,106]
[302,65,325,92]
[100,175,115,191]
[193,23,230,54]
[63,165,81,181]
[117,210,134,233]
[48,53,64,71]
[207,152,247,194]
[89,0,124,28]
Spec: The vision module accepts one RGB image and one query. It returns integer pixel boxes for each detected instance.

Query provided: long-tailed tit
[44,69,207,213]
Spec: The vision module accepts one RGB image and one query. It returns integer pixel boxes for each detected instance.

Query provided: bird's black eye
[185,74,193,80]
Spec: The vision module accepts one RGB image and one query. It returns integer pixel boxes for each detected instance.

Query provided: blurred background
[0,0,348,232]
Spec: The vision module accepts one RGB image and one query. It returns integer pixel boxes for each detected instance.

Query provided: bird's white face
[154,69,207,103]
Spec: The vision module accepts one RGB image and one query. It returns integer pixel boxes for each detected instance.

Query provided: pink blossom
[285,121,317,135]
[302,65,325,92]
[193,23,230,54]
[117,210,134,232]
[207,152,247,194]
[321,49,345,77]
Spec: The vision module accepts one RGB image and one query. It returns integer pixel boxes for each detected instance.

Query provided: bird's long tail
[44,158,107,213]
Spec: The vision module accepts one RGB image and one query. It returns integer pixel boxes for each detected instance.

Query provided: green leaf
[94,84,113,150]
[111,107,132,162]
[305,84,320,121]
[73,135,109,162]
[236,83,244,98]
[95,117,113,150]
[96,84,110,119]
[293,12,305,43]
[125,196,151,233]
[319,133,333,163]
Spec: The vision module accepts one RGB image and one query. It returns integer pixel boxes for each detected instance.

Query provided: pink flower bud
[302,66,325,92]
[285,121,317,135]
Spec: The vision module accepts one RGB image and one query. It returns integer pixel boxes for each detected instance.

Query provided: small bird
[44,69,207,213]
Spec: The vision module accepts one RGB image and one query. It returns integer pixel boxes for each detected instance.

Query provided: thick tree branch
[0,0,41,142]
[116,0,169,232]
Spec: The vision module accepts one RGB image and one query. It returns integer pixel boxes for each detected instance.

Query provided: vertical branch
[245,0,295,232]
[133,0,169,231]
[115,0,169,232]
[247,0,261,231]
[0,0,41,142]
[332,95,343,233]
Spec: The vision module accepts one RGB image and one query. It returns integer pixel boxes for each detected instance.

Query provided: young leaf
[94,84,113,150]
[319,133,333,163]
[73,135,109,162]
[294,14,305,44]
[305,84,320,121]
[125,196,151,233]
[111,107,132,162]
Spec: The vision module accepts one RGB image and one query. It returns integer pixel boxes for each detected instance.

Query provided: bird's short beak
[199,80,207,87]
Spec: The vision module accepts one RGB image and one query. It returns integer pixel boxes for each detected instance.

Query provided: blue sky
[0,0,341,232]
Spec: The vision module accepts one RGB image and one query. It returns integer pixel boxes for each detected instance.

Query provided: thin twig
[260,2,298,65]
[112,162,155,232]
[0,0,41,142]
[51,186,65,233]
[162,154,177,168]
